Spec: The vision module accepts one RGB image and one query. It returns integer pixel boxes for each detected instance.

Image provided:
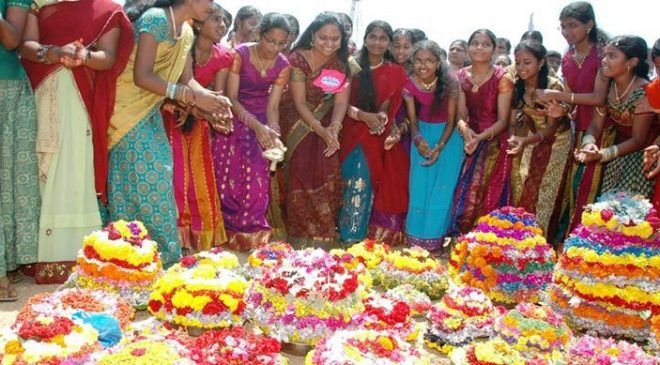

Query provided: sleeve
[635,90,655,115]
[646,79,660,111]
[498,72,514,93]
[8,0,32,10]
[217,47,233,70]
[274,66,290,86]
[288,52,306,82]
[447,72,460,99]
[229,49,242,74]
[135,8,170,43]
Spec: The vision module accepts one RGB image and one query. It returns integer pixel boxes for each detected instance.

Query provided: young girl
[449,29,514,235]
[213,13,290,251]
[162,3,231,253]
[226,5,261,48]
[390,28,416,74]
[401,40,462,251]
[339,20,408,245]
[576,36,656,198]
[507,40,573,239]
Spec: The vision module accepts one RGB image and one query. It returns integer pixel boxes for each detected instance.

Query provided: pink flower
[600,209,614,221]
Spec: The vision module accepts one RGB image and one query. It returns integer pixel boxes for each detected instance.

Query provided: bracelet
[83,48,91,64]
[330,120,342,131]
[238,109,256,127]
[347,105,360,120]
[37,45,52,63]
[581,134,596,148]
[412,132,422,144]
[570,92,575,104]
[536,131,544,143]
[166,82,176,99]
[600,145,618,163]
[595,107,606,117]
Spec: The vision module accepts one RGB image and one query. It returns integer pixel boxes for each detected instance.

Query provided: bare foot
[0,276,18,302]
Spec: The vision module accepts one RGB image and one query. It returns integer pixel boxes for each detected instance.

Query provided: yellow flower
[4,340,24,355]
[171,289,194,308]
[219,294,239,312]
[377,336,394,351]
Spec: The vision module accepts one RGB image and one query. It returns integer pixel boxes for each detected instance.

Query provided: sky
[220,0,658,55]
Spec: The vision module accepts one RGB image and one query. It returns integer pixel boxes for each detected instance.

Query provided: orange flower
[474,257,487,268]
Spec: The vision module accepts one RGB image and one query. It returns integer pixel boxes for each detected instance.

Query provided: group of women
[1,0,659,301]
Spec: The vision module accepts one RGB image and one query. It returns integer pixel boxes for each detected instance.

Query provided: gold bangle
[570,92,575,104]
[581,134,596,148]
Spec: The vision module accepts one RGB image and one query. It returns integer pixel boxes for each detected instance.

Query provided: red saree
[339,62,409,245]
[22,0,134,204]
[645,79,660,211]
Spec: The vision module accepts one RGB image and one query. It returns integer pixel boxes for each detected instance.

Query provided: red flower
[600,209,614,221]
[202,301,227,315]
[180,255,197,268]
[148,299,163,313]
[647,215,660,230]
[131,348,147,357]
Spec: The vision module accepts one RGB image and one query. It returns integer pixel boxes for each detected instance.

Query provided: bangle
[581,134,596,148]
[486,128,494,141]
[83,48,91,64]
[330,120,342,131]
[166,82,176,99]
[412,132,422,144]
[595,107,606,117]
[189,89,197,106]
[570,92,575,104]
[37,45,52,63]
[600,145,618,163]
[536,131,544,143]
[347,106,360,120]
[238,110,256,127]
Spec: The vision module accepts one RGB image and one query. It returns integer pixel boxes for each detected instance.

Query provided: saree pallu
[511,125,573,238]
[108,19,193,268]
[0,79,40,277]
[339,62,409,245]
[449,135,512,235]
[406,122,463,250]
[600,151,655,198]
[552,127,615,243]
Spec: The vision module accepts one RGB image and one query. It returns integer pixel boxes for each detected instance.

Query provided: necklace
[416,76,438,91]
[614,76,637,103]
[469,66,492,93]
[571,45,592,69]
[369,58,384,70]
[254,45,274,78]
[168,7,180,39]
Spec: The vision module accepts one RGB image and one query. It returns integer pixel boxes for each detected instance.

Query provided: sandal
[7,270,23,284]
[0,277,18,302]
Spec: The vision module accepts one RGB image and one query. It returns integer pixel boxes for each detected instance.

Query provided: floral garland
[248,248,366,345]
[384,284,432,317]
[148,249,248,329]
[492,303,572,362]
[70,220,162,309]
[549,192,659,342]
[0,315,100,364]
[449,206,556,304]
[243,242,293,279]
[187,327,287,365]
[373,246,447,299]
[425,286,506,354]
[567,335,657,365]
[305,329,432,364]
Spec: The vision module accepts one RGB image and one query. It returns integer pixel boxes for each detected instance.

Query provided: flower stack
[652,315,660,354]
[92,331,193,365]
[148,248,249,329]
[16,288,134,330]
[452,338,537,365]
[449,206,556,304]
[425,286,506,354]
[373,246,447,299]
[566,336,657,365]
[354,294,418,342]
[346,239,391,285]
[0,315,100,364]
[187,327,288,365]
[384,284,432,317]
[492,303,572,362]
[248,248,366,346]
[305,329,432,364]
[548,192,660,342]
[69,220,162,308]
[244,242,293,279]
[330,248,373,289]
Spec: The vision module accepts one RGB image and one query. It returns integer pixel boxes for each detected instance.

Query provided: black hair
[223,8,232,30]
[259,12,291,36]
[652,38,660,60]
[409,28,427,44]
[520,30,543,44]
[449,39,470,67]
[560,1,608,46]
[292,11,350,72]
[231,6,262,35]
[547,50,562,59]
[438,47,447,62]
[496,37,512,53]
[495,54,512,66]
[468,29,497,62]
[283,14,300,38]
[512,40,550,107]
[412,40,453,113]
[337,12,353,27]
[124,0,182,23]
[181,3,223,133]
[608,35,650,80]
[355,20,395,112]
[393,28,417,45]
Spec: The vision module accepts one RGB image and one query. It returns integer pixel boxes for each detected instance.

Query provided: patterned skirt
[601,150,655,198]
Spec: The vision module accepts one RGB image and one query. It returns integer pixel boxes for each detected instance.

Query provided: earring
[587,28,592,33]
[310,41,315,47]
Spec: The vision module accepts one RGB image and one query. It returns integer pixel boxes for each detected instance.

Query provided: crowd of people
[1,0,659,302]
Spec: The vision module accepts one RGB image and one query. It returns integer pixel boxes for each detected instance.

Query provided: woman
[390,28,416,75]
[213,13,290,251]
[643,40,660,211]
[226,5,261,49]
[449,29,514,235]
[109,0,231,268]
[338,21,408,245]
[448,39,469,73]
[535,1,612,242]
[507,40,573,239]
[0,0,40,299]
[576,36,656,198]
[338,12,357,55]
[162,3,231,253]
[20,0,133,284]
[401,40,462,251]
[280,12,351,248]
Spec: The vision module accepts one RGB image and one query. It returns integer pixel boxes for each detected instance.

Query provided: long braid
[181,33,198,133]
